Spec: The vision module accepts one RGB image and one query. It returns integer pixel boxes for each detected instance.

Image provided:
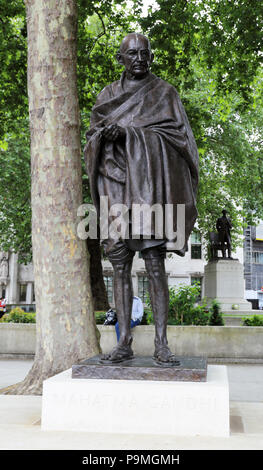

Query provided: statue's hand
[102,124,125,141]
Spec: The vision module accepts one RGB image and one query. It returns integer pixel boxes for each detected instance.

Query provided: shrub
[140,309,149,325]
[189,305,210,326]
[95,311,107,324]
[168,284,201,325]
[145,284,209,326]
[1,307,36,323]
[143,306,153,325]
[209,300,224,326]
[242,315,263,326]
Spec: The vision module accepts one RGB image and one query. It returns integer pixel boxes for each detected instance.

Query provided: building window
[254,275,263,291]
[191,277,202,301]
[245,250,252,264]
[252,252,263,264]
[32,283,35,302]
[191,231,202,259]
[1,286,6,299]
[103,275,113,303]
[19,284,27,302]
[255,224,263,241]
[138,275,149,303]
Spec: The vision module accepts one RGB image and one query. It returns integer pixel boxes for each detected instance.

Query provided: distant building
[244,222,263,309]
[0,252,35,311]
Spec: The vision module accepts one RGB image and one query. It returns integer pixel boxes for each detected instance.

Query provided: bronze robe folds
[84,72,199,256]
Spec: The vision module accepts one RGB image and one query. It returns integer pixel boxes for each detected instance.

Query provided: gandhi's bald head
[119,33,151,53]
[117,32,154,80]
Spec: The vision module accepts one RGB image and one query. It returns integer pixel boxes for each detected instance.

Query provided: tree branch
[87,8,107,57]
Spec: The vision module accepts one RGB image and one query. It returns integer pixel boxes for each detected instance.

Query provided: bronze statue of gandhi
[84,33,199,364]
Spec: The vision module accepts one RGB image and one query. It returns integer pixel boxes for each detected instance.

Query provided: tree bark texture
[2,0,100,395]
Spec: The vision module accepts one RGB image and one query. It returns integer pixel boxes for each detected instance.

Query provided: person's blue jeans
[115,319,141,342]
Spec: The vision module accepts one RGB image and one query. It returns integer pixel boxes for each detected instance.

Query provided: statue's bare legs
[101,246,179,364]
[144,254,179,364]
[101,259,134,362]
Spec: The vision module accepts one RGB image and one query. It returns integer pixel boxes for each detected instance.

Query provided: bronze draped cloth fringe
[84,72,199,256]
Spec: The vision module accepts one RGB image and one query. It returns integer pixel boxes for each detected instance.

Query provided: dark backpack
[104,308,117,325]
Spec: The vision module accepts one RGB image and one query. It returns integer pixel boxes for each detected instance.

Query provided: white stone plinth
[42,365,229,437]
[204,259,252,311]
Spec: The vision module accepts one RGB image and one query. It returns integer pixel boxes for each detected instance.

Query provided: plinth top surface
[81,355,206,369]
[72,355,207,382]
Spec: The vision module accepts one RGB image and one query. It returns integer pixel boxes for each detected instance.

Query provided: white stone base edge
[41,364,230,437]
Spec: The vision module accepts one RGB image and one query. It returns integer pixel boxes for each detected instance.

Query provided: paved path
[0,359,33,389]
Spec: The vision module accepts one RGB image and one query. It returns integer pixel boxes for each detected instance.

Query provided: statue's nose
[136,50,145,61]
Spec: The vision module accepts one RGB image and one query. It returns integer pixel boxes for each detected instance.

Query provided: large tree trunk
[2,0,100,395]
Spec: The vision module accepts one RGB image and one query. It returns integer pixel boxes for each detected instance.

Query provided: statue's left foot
[153,345,180,365]
[100,344,134,364]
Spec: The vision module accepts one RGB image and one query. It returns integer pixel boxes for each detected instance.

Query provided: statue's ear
[116,52,124,65]
[150,52,154,64]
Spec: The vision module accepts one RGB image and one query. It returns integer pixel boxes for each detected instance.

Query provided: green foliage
[0,0,30,261]
[193,70,263,255]
[1,307,36,323]
[208,300,224,326]
[0,0,28,136]
[168,284,201,325]
[95,310,107,324]
[139,0,263,104]
[144,306,154,325]
[242,315,263,327]
[189,304,210,326]
[0,120,31,262]
[145,284,210,326]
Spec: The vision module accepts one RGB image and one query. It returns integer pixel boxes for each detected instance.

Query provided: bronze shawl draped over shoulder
[84,72,199,256]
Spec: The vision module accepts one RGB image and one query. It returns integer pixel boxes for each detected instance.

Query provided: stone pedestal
[42,365,229,437]
[204,259,252,311]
